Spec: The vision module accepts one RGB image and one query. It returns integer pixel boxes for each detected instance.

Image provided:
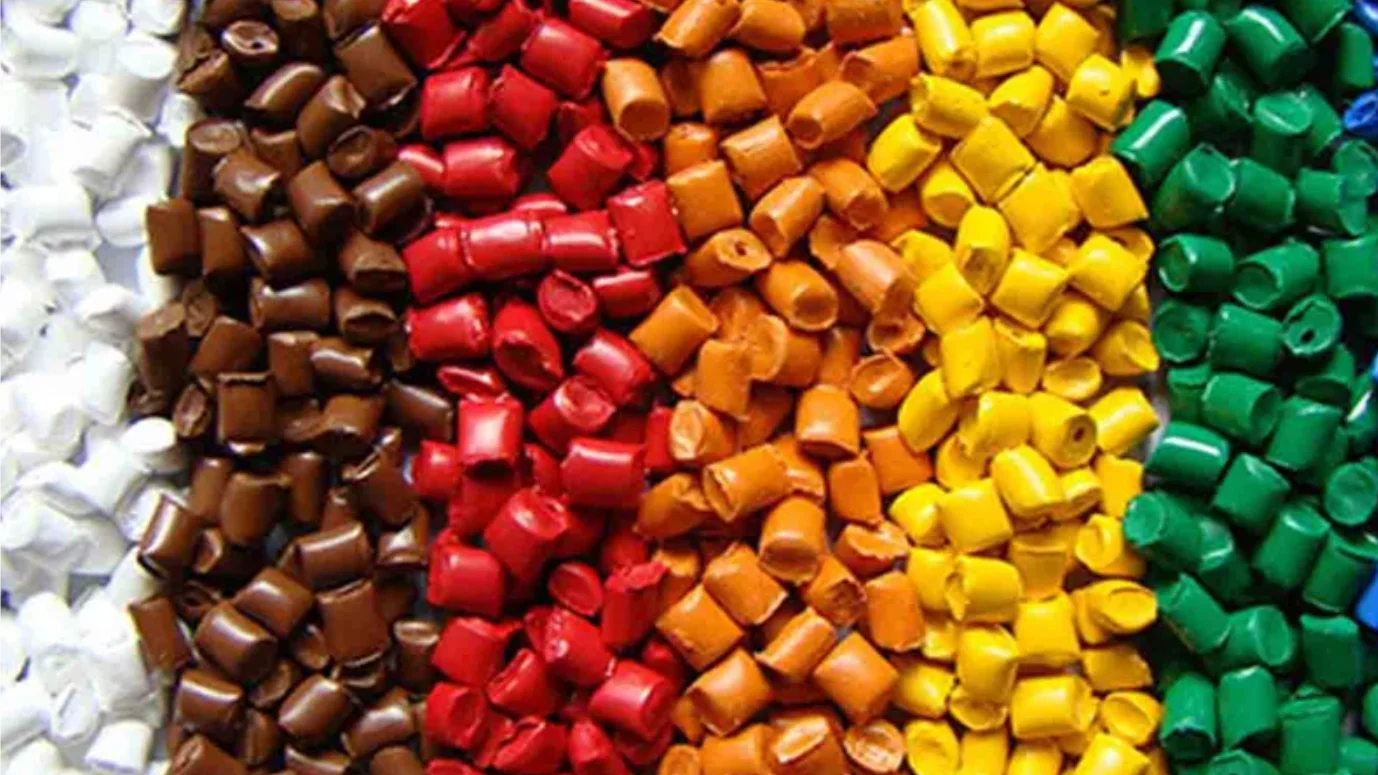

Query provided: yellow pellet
[904,718,961,775]
[1027,391,1098,469]
[1066,54,1135,130]
[999,164,1083,255]
[1045,292,1112,358]
[915,262,986,337]
[1013,592,1081,668]
[867,114,943,192]
[971,11,1036,79]
[908,545,956,612]
[907,0,976,82]
[1091,320,1160,377]
[1073,734,1150,775]
[1081,579,1157,636]
[897,369,960,453]
[1093,454,1142,519]
[1042,356,1105,402]
[1026,96,1099,168]
[923,611,959,662]
[1108,226,1154,263]
[1087,387,1159,456]
[959,728,1010,775]
[935,433,988,489]
[911,75,990,139]
[953,205,1012,294]
[1009,675,1098,739]
[1044,236,1082,267]
[958,391,1031,459]
[1009,742,1064,775]
[948,685,1010,732]
[940,316,1001,398]
[1033,3,1100,82]
[1120,45,1161,99]
[1071,587,1114,646]
[1099,691,1162,747]
[936,478,1013,554]
[1055,466,1102,521]
[945,555,1023,623]
[991,444,1065,520]
[993,319,1048,395]
[988,66,1055,138]
[955,623,1020,702]
[1118,283,1152,323]
[1075,514,1146,578]
[990,250,1071,329]
[1007,529,1073,600]
[1082,644,1154,693]
[894,657,956,718]
[1070,233,1149,312]
[919,158,979,229]
[1070,156,1149,229]
[889,483,947,547]
[894,229,955,282]
[950,116,1036,203]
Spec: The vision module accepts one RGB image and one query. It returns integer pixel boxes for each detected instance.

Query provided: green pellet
[1301,531,1377,613]
[1322,231,1378,303]
[1124,489,1205,572]
[1333,22,1376,95]
[1295,168,1369,236]
[1223,6,1313,89]
[1156,11,1229,97]
[1340,737,1378,775]
[1295,345,1358,407]
[1299,614,1363,690]
[1158,234,1236,296]
[1158,572,1232,654]
[1225,157,1296,234]
[1250,91,1313,176]
[1200,372,1282,446]
[1217,667,1279,750]
[1162,671,1220,763]
[1154,298,1213,365]
[1278,692,1343,775]
[1167,363,1215,424]
[1265,396,1344,473]
[1216,605,1298,672]
[1231,240,1319,313]
[1152,143,1238,232]
[1211,453,1291,536]
[1194,517,1254,605]
[1323,459,1378,527]
[1146,421,1233,492]
[1281,294,1343,360]
[1112,100,1194,188]
[1252,500,1330,591]
[1208,304,1284,378]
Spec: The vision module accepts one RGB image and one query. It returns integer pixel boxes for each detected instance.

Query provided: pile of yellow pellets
[870,1,1168,773]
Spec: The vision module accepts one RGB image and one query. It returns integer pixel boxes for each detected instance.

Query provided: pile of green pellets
[1114,0,1378,772]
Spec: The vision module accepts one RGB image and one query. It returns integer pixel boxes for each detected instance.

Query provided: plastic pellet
[1161,672,1218,764]
[1278,692,1343,775]
[1217,667,1277,750]
[1156,573,1230,654]
[1145,422,1232,492]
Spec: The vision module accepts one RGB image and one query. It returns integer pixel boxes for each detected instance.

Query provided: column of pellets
[131,3,446,774]
[615,0,1172,773]
[1110,3,1378,775]
[619,3,928,774]
[390,0,708,773]
[884,4,1171,775]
